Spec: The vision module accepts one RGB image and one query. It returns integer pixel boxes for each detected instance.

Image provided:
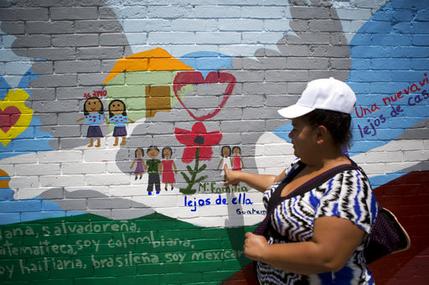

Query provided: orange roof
[0,169,10,188]
[0,169,9,177]
[103,48,193,84]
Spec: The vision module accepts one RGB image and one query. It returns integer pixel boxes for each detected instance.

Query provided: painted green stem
[180,148,208,194]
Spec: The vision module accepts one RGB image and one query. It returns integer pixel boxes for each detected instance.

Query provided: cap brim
[278,104,314,119]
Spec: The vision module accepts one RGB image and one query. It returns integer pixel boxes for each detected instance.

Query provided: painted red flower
[175,122,222,163]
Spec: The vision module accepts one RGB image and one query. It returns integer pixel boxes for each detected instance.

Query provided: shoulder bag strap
[267,159,361,214]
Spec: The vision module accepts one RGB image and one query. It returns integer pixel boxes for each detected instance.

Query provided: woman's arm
[244,216,365,275]
[223,166,285,192]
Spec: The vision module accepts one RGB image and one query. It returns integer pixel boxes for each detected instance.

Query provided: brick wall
[0,0,428,284]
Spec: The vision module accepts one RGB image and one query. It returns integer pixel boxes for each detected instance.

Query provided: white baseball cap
[278,77,356,119]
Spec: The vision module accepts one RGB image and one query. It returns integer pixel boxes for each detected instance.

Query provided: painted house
[103,48,193,121]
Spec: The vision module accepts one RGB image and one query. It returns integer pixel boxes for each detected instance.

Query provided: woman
[231,146,244,171]
[130,147,145,180]
[218,145,232,177]
[77,96,105,147]
[161,146,177,191]
[108,99,134,146]
[224,78,378,284]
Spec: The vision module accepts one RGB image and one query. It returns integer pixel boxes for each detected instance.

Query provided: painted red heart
[0,106,21,133]
[173,71,236,121]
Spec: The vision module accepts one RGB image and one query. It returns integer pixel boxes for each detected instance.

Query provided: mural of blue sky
[274,0,429,186]
[180,51,232,77]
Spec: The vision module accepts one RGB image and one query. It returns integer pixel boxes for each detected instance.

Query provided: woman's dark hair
[83,97,104,115]
[301,109,352,147]
[108,99,127,118]
[162,146,172,159]
[232,146,241,154]
[135,147,144,158]
[147,145,159,154]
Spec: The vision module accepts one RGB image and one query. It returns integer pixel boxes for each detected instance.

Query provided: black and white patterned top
[257,161,378,285]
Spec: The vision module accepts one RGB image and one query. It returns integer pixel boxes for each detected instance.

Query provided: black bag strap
[252,162,305,237]
[267,159,361,214]
[254,158,363,239]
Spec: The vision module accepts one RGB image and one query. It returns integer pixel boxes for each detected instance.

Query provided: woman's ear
[315,125,330,145]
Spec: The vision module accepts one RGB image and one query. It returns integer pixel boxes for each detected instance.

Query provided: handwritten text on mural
[355,72,429,138]
[183,193,254,212]
[0,220,244,280]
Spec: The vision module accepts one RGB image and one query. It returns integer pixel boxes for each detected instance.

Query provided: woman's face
[110,101,124,115]
[222,147,230,157]
[148,148,159,158]
[136,148,143,158]
[163,148,171,158]
[85,98,102,112]
[288,117,317,160]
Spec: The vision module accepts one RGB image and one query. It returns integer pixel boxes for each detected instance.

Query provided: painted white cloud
[107,0,294,57]
[107,0,387,58]
[0,29,32,87]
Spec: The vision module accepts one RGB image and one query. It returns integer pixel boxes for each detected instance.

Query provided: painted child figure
[77,96,105,147]
[108,99,134,146]
[231,146,244,171]
[146,146,161,195]
[130,147,145,180]
[161,147,177,191]
[218,146,232,177]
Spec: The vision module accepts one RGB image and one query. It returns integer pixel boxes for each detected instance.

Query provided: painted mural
[0,0,428,284]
